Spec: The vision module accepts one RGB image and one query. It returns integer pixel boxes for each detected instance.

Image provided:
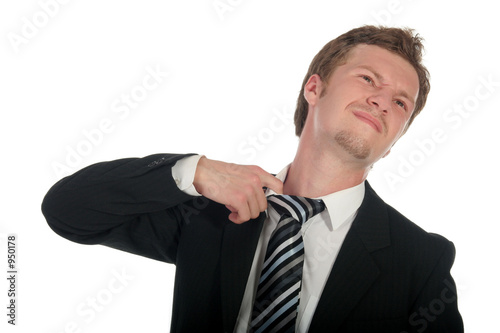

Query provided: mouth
[352,110,382,133]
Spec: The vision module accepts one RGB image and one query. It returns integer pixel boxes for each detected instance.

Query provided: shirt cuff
[171,154,204,196]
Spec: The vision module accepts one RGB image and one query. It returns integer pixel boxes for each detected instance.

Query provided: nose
[367,92,391,113]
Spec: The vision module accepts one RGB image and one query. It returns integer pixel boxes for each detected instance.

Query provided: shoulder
[364,181,455,265]
[386,203,455,259]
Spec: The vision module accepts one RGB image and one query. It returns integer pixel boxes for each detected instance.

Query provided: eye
[395,100,407,110]
[361,75,373,84]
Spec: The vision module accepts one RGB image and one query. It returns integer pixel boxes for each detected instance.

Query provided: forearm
[41,153,197,262]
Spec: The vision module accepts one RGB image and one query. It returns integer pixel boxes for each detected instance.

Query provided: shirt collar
[266,164,365,230]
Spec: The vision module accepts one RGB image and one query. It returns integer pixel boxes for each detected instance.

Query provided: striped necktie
[250,194,326,333]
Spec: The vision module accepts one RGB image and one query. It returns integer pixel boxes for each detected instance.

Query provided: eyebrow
[357,65,415,103]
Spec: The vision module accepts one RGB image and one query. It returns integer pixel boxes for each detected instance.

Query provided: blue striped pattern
[250,195,325,333]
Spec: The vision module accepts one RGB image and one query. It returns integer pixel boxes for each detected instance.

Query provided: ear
[304,74,323,107]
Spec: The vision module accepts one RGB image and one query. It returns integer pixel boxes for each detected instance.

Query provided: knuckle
[239,211,249,222]
[242,184,255,194]
[233,193,246,204]
[249,174,261,185]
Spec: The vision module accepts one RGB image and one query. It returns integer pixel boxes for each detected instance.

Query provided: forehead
[342,44,419,101]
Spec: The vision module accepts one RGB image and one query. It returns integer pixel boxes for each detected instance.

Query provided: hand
[193,156,283,224]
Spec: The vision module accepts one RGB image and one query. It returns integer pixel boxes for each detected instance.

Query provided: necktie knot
[267,194,326,225]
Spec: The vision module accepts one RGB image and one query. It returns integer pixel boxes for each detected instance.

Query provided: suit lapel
[309,181,391,332]
[220,213,265,332]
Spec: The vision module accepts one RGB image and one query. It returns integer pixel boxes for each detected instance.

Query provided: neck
[283,139,370,198]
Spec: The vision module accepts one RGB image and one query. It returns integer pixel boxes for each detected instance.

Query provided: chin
[334,131,371,160]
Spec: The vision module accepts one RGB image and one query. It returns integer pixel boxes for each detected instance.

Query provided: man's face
[304,44,419,166]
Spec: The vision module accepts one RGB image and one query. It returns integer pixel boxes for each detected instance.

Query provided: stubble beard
[334,130,371,160]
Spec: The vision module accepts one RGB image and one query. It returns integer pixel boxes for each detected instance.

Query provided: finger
[230,205,252,224]
[260,173,284,194]
[233,199,250,223]
[229,212,246,224]
[226,204,247,224]
[248,192,262,219]
[245,174,268,213]
[256,189,268,213]
[252,182,268,213]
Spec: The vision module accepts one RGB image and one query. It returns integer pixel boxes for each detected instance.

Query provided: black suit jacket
[41,153,464,332]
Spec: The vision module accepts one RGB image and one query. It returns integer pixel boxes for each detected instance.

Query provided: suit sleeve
[41,153,198,264]
[408,239,464,333]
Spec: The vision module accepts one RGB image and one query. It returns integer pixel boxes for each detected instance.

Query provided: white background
[1,0,499,332]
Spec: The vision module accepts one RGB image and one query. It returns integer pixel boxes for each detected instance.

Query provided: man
[42,26,464,332]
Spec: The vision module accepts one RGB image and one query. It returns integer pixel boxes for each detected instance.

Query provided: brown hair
[294,25,430,136]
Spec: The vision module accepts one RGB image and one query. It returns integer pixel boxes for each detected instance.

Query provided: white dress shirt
[171,155,365,332]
